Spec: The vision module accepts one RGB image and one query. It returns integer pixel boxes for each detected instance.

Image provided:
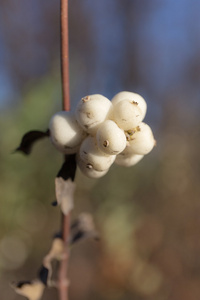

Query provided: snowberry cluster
[49,91,155,178]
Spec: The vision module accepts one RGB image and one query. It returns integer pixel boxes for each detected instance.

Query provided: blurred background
[0,0,200,299]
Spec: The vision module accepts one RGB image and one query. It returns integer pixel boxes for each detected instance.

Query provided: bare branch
[59,0,73,299]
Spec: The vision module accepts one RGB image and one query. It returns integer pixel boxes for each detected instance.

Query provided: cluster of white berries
[49,91,155,178]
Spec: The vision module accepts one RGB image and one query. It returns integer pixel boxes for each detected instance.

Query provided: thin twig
[61,0,70,111]
[59,0,71,299]
[58,214,71,300]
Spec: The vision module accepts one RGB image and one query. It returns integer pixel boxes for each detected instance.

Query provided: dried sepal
[15,130,49,155]
[10,279,45,300]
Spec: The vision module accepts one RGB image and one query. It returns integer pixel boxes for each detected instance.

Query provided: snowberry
[96,120,127,155]
[48,91,154,178]
[111,91,147,120]
[49,111,86,154]
[79,136,116,172]
[75,94,113,135]
[113,99,143,131]
[126,122,155,155]
[115,152,144,167]
[77,156,109,178]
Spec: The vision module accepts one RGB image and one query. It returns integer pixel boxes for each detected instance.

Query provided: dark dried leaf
[70,231,84,244]
[38,265,49,286]
[15,130,49,155]
[57,154,76,181]
[69,213,99,245]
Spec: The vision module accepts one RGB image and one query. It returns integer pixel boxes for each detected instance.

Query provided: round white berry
[96,120,127,155]
[127,122,155,155]
[113,99,143,131]
[111,91,147,120]
[75,94,113,135]
[115,153,144,167]
[79,136,116,171]
[77,156,109,178]
[49,111,86,154]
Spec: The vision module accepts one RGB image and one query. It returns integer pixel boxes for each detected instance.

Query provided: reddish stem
[59,0,71,299]
[61,0,70,111]
[58,214,70,300]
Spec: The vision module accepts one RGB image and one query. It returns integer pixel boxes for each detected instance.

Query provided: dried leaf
[38,265,49,286]
[15,130,49,155]
[39,263,52,288]
[57,154,76,181]
[70,213,99,245]
[10,279,45,300]
[43,237,65,263]
[55,177,76,215]
[41,236,65,287]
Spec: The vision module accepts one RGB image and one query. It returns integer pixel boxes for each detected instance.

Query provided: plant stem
[58,214,70,300]
[61,0,70,111]
[59,0,71,299]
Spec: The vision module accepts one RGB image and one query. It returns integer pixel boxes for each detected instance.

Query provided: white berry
[127,122,155,155]
[113,99,143,131]
[115,153,144,167]
[111,91,147,120]
[77,156,109,178]
[49,111,86,154]
[79,136,116,171]
[75,94,113,135]
[96,120,127,155]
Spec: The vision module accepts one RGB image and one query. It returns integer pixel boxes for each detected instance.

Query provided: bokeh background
[0,0,200,299]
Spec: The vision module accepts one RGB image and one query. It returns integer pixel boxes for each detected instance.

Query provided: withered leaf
[15,130,49,155]
[10,279,45,300]
[57,154,76,181]
[38,265,49,286]
[70,231,84,244]
[41,236,65,287]
[43,237,65,263]
[55,177,76,215]
[15,280,32,288]
[69,213,99,245]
